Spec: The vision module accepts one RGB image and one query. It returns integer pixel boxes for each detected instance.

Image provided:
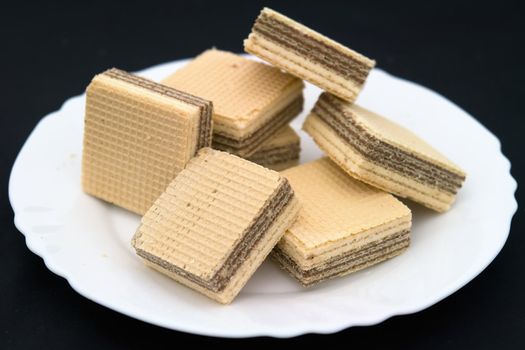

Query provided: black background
[1,0,524,348]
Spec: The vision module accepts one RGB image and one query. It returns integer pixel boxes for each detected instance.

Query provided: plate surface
[9,58,517,338]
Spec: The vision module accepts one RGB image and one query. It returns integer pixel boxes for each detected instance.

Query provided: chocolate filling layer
[252,13,372,84]
[313,94,465,193]
[248,145,301,165]
[279,245,409,286]
[135,179,294,293]
[213,94,303,155]
[104,68,213,151]
[274,230,410,285]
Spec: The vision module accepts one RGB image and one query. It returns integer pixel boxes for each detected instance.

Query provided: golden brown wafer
[303,93,466,212]
[274,158,411,286]
[245,8,374,102]
[162,49,304,157]
[132,148,300,303]
[82,68,212,215]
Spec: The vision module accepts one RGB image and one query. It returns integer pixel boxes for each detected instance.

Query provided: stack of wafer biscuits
[82,68,212,215]
[132,148,299,304]
[162,49,304,160]
[303,93,466,212]
[247,125,300,170]
[79,6,467,303]
[274,158,411,286]
[245,7,375,103]
[245,8,466,212]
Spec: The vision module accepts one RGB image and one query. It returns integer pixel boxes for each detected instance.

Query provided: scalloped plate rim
[9,59,518,338]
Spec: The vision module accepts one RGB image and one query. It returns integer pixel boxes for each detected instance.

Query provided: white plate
[9,58,517,338]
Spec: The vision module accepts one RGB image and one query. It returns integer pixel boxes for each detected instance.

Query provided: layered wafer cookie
[273,158,411,286]
[244,8,375,103]
[82,68,212,215]
[162,49,304,157]
[303,93,466,212]
[247,125,300,171]
[131,148,300,304]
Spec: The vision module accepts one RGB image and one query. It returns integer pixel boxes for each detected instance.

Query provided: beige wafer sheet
[274,237,409,286]
[344,103,465,174]
[250,8,374,68]
[161,49,304,138]
[82,69,212,215]
[244,8,375,102]
[281,158,411,254]
[132,148,287,283]
[303,93,466,211]
[303,114,452,211]
[143,196,299,304]
[279,217,410,268]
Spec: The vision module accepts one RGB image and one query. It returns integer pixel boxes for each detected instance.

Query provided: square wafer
[247,125,300,171]
[273,157,411,286]
[161,49,304,157]
[82,68,212,215]
[303,92,466,212]
[132,148,300,304]
[244,8,375,103]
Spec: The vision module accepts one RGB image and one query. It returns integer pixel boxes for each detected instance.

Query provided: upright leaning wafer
[132,148,300,304]
[162,49,304,157]
[244,7,375,102]
[82,68,212,215]
[273,158,412,286]
[247,125,300,171]
[303,93,466,212]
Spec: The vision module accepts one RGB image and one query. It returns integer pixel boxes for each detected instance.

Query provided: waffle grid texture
[132,148,299,303]
[161,49,304,142]
[275,158,411,285]
[82,68,212,215]
[281,158,411,250]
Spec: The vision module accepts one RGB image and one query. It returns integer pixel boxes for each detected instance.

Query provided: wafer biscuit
[162,49,304,157]
[273,158,411,286]
[132,148,300,304]
[82,68,212,215]
[303,93,466,212]
[247,125,300,170]
[244,8,375,102]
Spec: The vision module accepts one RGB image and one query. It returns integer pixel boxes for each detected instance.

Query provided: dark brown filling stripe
[253,13,372,84]
[314,105,458,193]
[248,145,301,165]
[276,245,409,286]
[313,94,465,193]
[252,25,368,83]
[194,102,213,150]
[136,179,294,293]
[103,68,213,152]
[273,230,410,284]
[213,94,303,154]
[306,230,409,273]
